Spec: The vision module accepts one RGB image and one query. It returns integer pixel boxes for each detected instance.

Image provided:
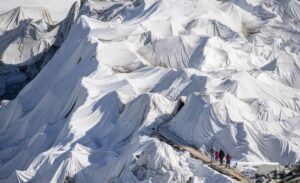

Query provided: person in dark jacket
[219,149,225,165]
[226,153,232,168]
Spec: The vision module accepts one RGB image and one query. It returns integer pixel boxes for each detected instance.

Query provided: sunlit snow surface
[0,0,76,22]
[1,0,300,182]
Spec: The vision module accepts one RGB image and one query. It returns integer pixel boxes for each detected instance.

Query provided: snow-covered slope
[0,0,77,22]
[0,2,81,99]
[1,0,300,182]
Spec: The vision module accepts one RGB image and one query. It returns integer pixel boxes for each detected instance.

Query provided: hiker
[219,149,225,165]
[215,151,219,161]
[209,144,215,163]
[225,153,232,168]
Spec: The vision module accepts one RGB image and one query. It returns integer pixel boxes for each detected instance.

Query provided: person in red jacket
[215,151,219,161]
[225,153,232,168]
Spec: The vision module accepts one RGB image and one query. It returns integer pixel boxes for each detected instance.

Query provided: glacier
[0,0,300,182]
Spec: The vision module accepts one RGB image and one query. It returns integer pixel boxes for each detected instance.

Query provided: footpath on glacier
[156,127,249,182]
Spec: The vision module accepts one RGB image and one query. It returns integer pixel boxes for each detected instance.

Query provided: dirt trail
[156,128,249,182]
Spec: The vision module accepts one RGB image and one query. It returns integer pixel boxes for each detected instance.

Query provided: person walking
[219,149,225,166]
[225,153,232,168]
[209,144,215,163]
[215,151,219,161]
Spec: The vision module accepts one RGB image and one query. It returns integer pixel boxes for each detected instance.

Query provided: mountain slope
[0,0,300,182]
[0,1,81,99]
